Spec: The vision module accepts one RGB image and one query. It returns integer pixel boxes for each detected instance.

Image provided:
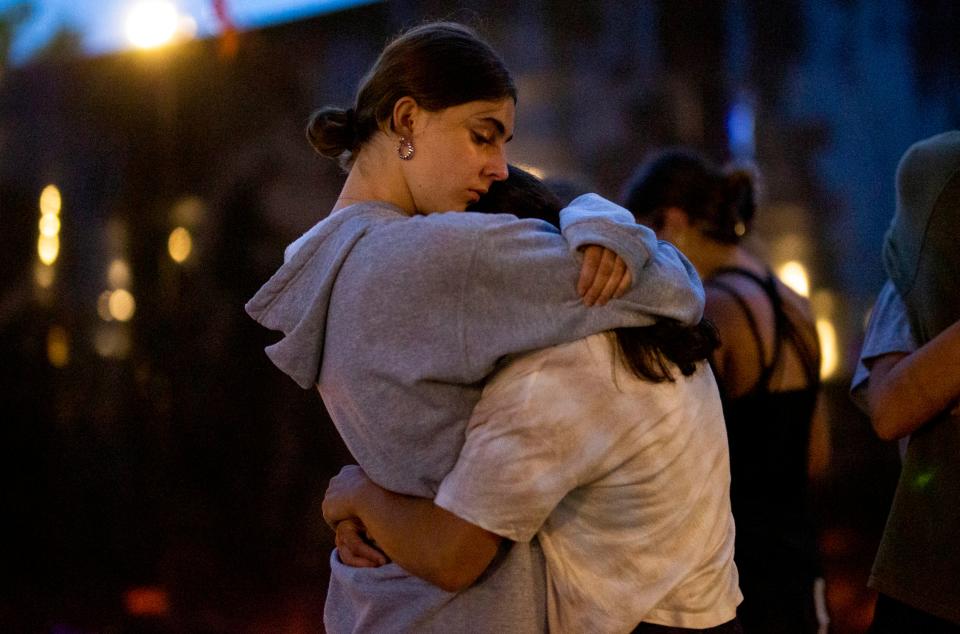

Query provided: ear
[391,96,420,137]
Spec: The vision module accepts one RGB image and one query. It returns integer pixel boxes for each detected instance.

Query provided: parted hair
[470,165,719,383]
[306,22,516,168]
[622,149,756,245]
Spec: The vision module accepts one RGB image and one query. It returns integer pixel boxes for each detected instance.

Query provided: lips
[467,188,487,202]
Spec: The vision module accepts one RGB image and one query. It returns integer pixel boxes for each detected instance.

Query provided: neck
[686,234,762,280]
[333,134,415,215]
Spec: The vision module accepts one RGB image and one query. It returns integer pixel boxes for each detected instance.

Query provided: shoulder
[482,334,615,408]
[367,210,554,253]
[704,283,760,339]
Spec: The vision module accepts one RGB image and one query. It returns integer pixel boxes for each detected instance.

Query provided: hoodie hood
[245,202,404,389]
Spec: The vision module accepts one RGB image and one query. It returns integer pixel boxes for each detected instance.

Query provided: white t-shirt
[436,332,741,633]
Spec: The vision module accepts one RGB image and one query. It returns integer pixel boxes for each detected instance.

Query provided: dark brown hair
[306,22,516,167]
[621,148,756,244]
[471,165,719,383]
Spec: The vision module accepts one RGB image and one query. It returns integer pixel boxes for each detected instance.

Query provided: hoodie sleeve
[454,195,704,379]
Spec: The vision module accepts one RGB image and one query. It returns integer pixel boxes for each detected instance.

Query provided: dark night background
[1,1,959,632]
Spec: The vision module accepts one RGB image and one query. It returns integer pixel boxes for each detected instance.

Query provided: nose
[486,148,508,182]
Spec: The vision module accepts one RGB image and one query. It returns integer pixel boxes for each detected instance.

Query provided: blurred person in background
[246,22,704,633]
[324,166,743,633]
[623,149,829,633]
[850,130,960,632]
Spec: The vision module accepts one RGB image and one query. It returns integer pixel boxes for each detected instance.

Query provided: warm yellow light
[39,213,61,237]
[109,289,136,322]
[108,259,132,289]
[40,185,61,215]
[94,327,132,359]
[179,15,198,40]
[514,163,546,180]
[38,234,60,265]
[97,290,114,321]
[126,1,179,49]
[35,263,55,288]
[777,260,810,298]
[168,226,193,263]
[47,325,70,368]
[816,318,839,380]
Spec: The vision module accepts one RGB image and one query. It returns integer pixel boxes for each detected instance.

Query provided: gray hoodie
[246,194,703,633]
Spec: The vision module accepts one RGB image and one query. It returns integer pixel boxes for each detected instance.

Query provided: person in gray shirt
[247,22,704,633]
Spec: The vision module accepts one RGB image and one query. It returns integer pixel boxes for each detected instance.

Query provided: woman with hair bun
[247,22,703,633]
[324,166,744,633]
[623,149,827,634]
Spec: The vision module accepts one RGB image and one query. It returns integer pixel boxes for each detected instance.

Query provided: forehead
[444,99,515,133]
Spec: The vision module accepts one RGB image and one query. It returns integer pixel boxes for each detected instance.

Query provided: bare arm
[323,466,501,592]
[866,318,960,441]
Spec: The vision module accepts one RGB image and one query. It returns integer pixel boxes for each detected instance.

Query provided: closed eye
[472,131,493,145]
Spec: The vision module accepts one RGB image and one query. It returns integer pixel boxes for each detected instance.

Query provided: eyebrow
[476,117,513,143]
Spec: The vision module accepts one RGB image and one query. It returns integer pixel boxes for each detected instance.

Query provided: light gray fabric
[246,194,704,633]
[849,280,917,414]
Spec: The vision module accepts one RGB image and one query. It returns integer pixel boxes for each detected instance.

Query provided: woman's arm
[866,318,960,440]
[323,465,501,593]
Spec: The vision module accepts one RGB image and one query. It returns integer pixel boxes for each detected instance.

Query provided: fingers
[335,519,389,567]
[577,245,602,298]
[594,256,628,306]
[580,247,621,306]
[322,464,368,529]
[614,268,632,299]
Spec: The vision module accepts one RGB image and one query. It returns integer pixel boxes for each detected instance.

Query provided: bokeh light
[777,260,810,298]
[37,185,63,267]
[124,586,170,617]
[39,185,61,216]
[37,234,60,266]
[126,1,180,49]
[97,290,114,322]
[47,325,70,368]
[35,263,55,289]
[94,327,132,359]
[108,259,132,289]
[39,213,61,237]
[108,289,136,322]
[168,227,193,263]
[816,318,839,380]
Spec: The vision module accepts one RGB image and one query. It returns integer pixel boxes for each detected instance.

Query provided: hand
[335,517,389,567]
[323,464,371,528]
[577,245,632,306]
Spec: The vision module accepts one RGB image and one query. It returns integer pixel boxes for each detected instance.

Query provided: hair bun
[306,107,358,159]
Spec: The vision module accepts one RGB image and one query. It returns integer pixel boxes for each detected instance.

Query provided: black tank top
[707,267,820,571]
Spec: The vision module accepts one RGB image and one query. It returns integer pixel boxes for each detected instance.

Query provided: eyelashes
[472,131,494,145]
